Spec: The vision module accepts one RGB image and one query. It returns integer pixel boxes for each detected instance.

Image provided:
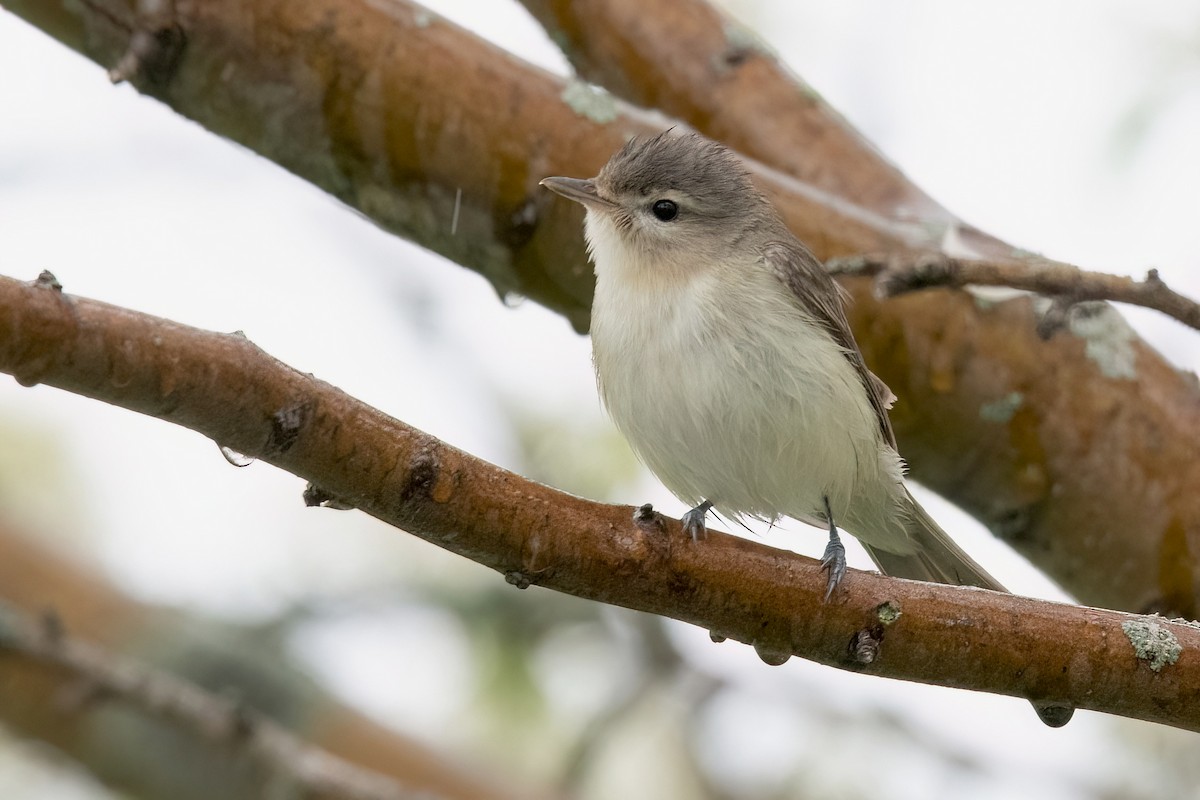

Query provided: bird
[541,130,1002,600]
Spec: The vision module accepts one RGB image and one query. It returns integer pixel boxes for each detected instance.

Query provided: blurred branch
[0,516,555,800]
[0,602,420,800]
[4,273,1200,733]
[827,254,1200,334]
[558,614,695,792]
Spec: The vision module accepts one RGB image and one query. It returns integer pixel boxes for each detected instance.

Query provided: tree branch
[7,0,1200,614]
[826,253,1200,335]
[4,272,1200,731]
[0,601,423,800]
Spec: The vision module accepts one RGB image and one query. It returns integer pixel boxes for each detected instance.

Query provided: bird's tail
[860,488,1006,592]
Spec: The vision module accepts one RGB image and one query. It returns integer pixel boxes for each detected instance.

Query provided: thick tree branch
[3,273,1200,732]
[827,254,1200,334]
[6,0,1200,615]
[0,601,422,800]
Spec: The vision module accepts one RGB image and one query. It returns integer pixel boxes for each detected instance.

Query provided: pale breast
[590,263,900,536]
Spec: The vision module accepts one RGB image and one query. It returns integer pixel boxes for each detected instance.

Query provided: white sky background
[1,1,1199,798]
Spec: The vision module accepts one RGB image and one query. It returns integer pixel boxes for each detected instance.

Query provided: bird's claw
[820,537,847,602]
[681,500,713,542]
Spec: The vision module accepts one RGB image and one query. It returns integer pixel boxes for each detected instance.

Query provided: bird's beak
[540,176,614,211]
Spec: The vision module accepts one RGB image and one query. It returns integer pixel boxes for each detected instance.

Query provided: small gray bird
[542,130,1002,599]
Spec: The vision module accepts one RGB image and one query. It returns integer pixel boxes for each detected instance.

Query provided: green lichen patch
[876,600,902,625]
[1122,618,1182,672]
[561,80,618,125]
[980,391,1024,423]
[1069,302,1137,380]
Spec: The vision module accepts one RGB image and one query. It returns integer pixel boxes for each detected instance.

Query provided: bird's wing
[761,240,898,449]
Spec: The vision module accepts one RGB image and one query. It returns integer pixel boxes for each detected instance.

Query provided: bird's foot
[820,495,845,602]
[820,536,847,602]
[681,500,713,542]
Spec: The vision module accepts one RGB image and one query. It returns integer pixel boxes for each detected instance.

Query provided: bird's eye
[651,199,678,221]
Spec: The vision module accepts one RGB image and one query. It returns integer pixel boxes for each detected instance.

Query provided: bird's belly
[594,294,887,526]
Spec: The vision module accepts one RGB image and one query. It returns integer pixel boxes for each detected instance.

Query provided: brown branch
[0,601,423,800]
[827,254,1200,334]
[8,0,1200,615]
[4,273,1200,732]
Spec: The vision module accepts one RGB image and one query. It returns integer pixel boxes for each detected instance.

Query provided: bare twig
[827,253,1200,334]
[0,601,424,800]
[4,273,1200,732]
